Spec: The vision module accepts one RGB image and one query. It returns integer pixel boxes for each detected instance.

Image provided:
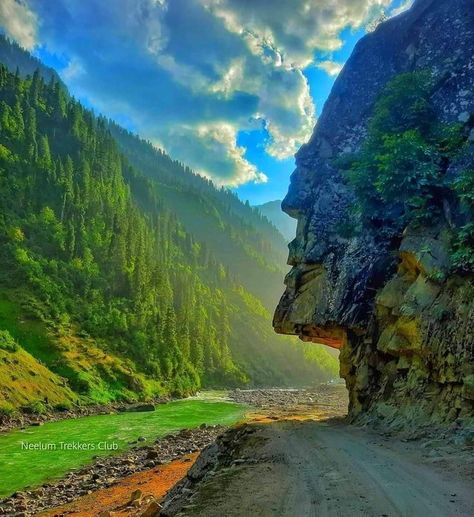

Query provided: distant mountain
[255,200,297,242]
[0,37,338,410]
[0,34,61,83]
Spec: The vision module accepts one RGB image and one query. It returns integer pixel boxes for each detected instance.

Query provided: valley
[0,387,344,515]
[0,35,338,416]
[0,398,245,500]
[0,0,472,515]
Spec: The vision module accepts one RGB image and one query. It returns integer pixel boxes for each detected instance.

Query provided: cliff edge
[274,0,474,428]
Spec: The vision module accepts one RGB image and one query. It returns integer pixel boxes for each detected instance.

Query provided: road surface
[169,419,473,517]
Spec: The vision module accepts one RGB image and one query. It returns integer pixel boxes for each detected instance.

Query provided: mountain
[107,123,288,311]
[255,200,297,242]
[274,0,474,428]
[0,35,61,84]
[0,38,338,412]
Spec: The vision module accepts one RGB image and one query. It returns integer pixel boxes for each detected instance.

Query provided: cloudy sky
[0,0,412,204]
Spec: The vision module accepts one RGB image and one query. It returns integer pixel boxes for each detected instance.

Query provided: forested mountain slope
[0,36,60,85]
[255,200,297,242]
[0,39,337,412]
[108,123,288,310]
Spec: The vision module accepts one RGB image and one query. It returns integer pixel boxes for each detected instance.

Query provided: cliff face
[274,0,474,427]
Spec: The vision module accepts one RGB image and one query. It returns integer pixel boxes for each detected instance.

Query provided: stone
[139,501,162,517]
[462,375,474,400]
[130,489,143,502]
[273,0,474,429]
[124,403,155,413]
[146,450,159,460]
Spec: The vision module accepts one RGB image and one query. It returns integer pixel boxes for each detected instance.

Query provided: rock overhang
[272,0,474,424]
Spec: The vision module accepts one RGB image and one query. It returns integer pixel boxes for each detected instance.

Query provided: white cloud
[258,67,316,159]
[202,0,392,68]
[316,60,344,77]
[0,0,38,50]
[163,122,267,187]
[209,57,247,97]
[195,0,391,165]
[389,0,414,17]
[61,56,84,81]
[13,0,399,187]
[156,53,211,93]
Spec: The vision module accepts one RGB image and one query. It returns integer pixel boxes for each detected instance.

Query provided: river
[0,398,245,498]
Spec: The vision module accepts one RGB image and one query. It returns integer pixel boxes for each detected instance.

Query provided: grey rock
[273,0,474,428]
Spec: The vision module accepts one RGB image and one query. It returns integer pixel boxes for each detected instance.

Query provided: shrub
[53,401,73,412]
[452,170,474,271]
[0,330,18,352]
[0,401,16,417]
[344,71,463,229]
[22,400,47,415]
[451,222,474,271]
[341,70,473,272]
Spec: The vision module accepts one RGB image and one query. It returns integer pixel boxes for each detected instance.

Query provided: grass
[0,296,56,365]
[0,291,164,408]
[0,399,246,498]
[0,345,77,409]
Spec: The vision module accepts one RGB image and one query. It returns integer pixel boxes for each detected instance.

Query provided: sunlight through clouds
[2,0,398,187]
[316,60,344,77]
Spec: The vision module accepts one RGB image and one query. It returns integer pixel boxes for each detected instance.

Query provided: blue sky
[0,0,412,204]
[236,25,367,204]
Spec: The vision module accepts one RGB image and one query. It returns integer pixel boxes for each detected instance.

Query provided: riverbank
[0,425,223,516]
[0,400,171,434]
[0,385,350,516]
[40,453,199,517]
[229,384,348,421]
[0,385,348,434]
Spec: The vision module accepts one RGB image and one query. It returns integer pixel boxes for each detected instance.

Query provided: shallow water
[0,399,245,498]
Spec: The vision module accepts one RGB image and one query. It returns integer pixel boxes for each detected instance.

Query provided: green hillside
[108,122,288,310]
[0,38,337,412]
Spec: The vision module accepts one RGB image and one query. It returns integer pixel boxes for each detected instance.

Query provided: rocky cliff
[274,0,474,428]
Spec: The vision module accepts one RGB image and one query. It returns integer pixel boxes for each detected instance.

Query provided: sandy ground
[168,419,474,517]
[38,454,197,517]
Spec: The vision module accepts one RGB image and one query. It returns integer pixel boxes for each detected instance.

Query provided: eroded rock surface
[274,0,474,427]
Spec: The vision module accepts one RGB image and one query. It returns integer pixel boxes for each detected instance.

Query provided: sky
[0,0,413,205]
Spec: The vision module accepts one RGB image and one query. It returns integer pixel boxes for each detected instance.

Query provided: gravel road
[161,419,474,517]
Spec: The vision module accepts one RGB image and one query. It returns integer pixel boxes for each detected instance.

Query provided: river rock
[123,403,156,413]
[139,501,161,517]
[0,424,225,516]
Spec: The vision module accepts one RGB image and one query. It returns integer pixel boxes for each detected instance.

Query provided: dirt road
[161,419,474,516]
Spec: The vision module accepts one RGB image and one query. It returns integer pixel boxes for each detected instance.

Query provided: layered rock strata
[274,0,474,426]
